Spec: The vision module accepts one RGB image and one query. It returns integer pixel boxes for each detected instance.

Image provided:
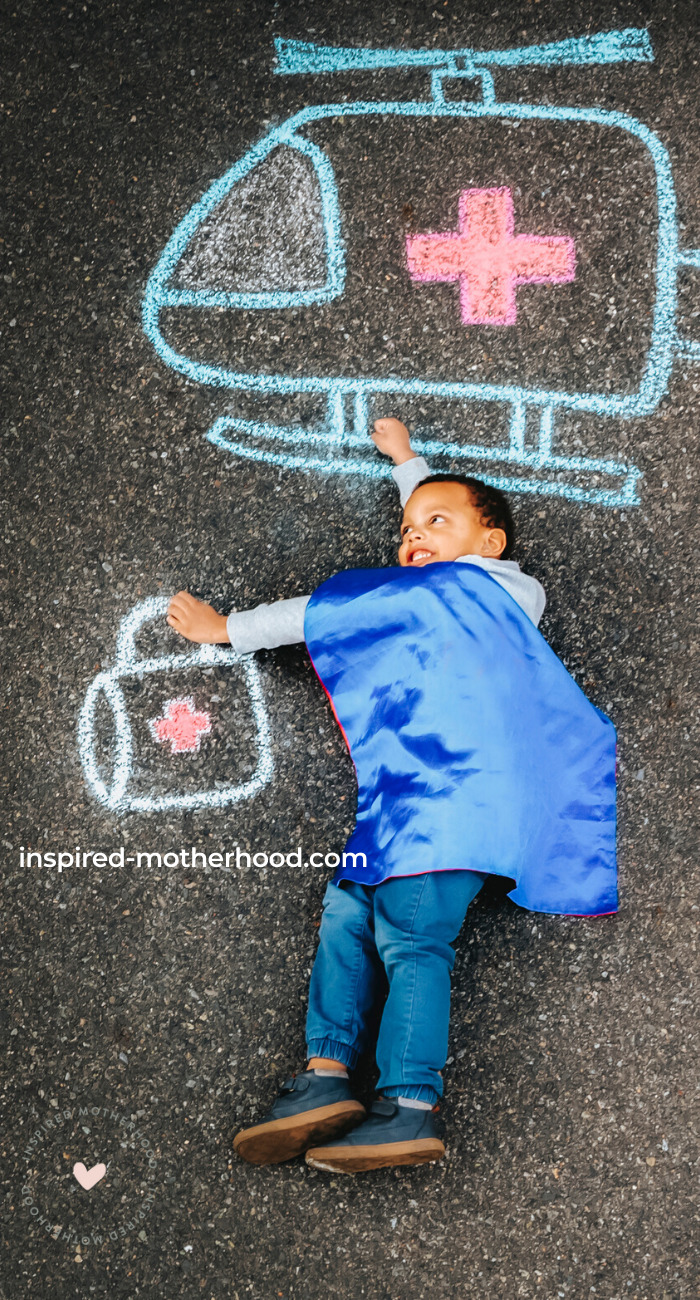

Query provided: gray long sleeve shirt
[226,457,546,653]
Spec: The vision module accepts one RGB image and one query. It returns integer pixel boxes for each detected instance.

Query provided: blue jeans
[306,870,486,1106]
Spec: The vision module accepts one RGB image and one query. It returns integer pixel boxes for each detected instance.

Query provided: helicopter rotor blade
[273,29,653,77]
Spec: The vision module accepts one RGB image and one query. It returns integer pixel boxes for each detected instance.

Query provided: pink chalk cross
[149,696,212,754]
[405,186,576,326]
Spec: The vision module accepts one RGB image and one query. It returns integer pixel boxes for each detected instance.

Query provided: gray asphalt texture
[2,1,699,1296]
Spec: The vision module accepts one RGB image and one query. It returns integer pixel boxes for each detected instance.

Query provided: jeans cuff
[381,1083,440,1105]
[306,1037,361,1070]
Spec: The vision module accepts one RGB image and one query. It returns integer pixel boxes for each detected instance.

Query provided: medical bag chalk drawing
[78,597,273,813]
[143,28,700,507]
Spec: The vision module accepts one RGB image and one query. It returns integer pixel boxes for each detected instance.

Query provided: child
[166,417,617,1174]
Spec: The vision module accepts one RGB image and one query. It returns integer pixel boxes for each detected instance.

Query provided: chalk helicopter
[143,28,700,507]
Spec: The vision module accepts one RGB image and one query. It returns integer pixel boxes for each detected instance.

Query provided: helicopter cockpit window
[172,144,327,293]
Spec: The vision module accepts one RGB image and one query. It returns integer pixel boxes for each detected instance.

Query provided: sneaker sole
[233,1101,366,1166]
[305,1137,446,1173]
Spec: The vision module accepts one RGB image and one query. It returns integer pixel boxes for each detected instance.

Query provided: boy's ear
[481,528,507,558]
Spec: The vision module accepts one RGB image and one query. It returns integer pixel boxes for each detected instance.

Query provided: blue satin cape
[303,561,617,917]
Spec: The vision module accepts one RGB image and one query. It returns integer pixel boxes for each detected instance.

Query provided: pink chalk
[405,187,576,326]
[149,696,212,754]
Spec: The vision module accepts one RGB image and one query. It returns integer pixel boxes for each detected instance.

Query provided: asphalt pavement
[2,1,699,1296]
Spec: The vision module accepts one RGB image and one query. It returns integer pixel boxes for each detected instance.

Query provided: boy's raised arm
[370,417,431,508]
[390,455,432,508]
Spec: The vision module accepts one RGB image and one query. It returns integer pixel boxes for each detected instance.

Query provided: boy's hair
[407,474,515,560]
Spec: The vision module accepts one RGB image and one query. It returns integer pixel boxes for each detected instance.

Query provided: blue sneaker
[233,1071,365,1165]
[305,1096,445,1172]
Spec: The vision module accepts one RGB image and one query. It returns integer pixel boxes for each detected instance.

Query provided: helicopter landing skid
[205,390,641,509]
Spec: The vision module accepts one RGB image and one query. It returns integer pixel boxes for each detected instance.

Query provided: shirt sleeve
[391,455,432,508]
[226,594,310,654]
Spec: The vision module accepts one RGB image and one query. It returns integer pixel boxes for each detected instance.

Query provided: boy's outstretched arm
[371,417,432,508]
[167,589,309,653]
[167,590,230,643]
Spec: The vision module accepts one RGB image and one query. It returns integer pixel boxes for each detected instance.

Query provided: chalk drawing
[172,145,328,296]
[406,187,576,326]
[143,28,700,507]
[78,598,273,813]
[148,696,213,754]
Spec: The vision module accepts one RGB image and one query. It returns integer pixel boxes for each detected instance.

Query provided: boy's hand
[371,417,416,466]
[167,591,230,644]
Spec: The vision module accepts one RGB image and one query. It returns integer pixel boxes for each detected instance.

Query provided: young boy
[167,418,617,1174]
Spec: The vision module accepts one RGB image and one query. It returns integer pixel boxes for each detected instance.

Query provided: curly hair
[407,473,515,560]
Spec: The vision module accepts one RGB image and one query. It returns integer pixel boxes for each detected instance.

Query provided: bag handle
[111,591,227,672]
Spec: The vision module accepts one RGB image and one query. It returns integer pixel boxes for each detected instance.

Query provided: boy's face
[398,482,507,567]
